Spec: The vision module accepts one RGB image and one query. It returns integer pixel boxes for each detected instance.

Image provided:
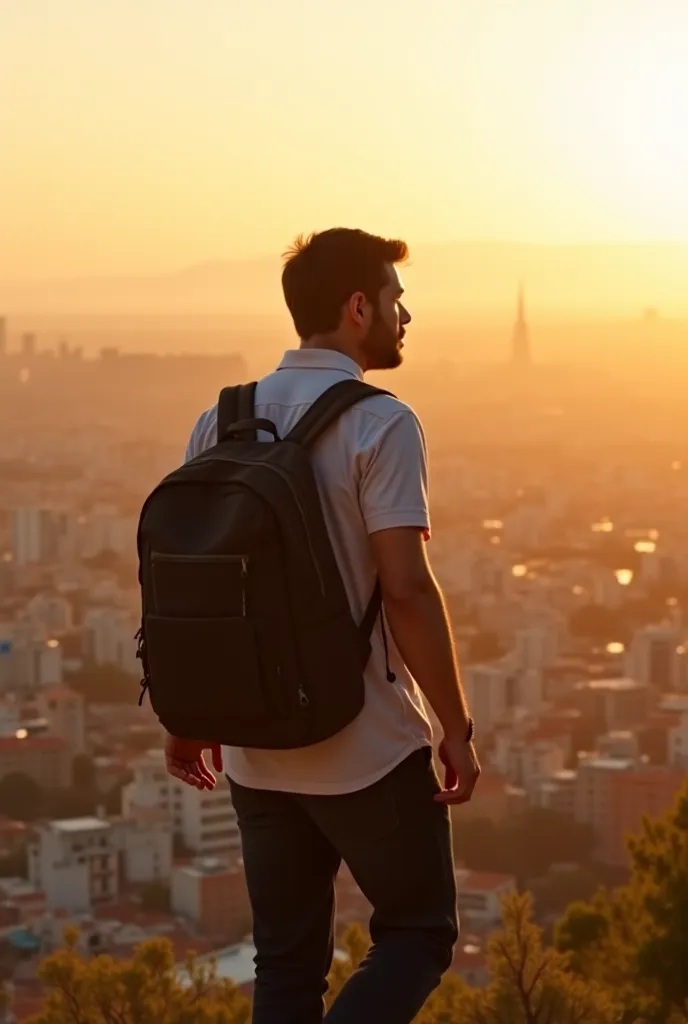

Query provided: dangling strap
[358,579,396,682]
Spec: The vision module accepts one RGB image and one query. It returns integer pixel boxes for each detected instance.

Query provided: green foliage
[24,932,251,1024]
[471,891,618,1024]
[556,781,688,1023]
[328,896,616,1024]
[21,786,688,1023]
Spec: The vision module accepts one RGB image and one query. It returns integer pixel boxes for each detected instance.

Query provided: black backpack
[135,378,396,750]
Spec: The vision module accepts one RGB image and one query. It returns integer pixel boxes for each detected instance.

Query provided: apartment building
[575,758,685,866]
[171,856,251,941]
[28,811,172,913]
[28,817,119,912]
[122,749,240,856]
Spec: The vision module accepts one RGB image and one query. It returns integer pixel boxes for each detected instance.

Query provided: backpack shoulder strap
[217,382,258,442]
[285,379,393,449]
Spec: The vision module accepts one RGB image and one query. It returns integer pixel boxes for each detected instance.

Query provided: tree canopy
[25,928,250,1024]
[16,784,688,1024]
[556,781,688,1023]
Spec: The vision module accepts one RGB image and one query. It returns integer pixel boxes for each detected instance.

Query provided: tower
[511,283,531,368]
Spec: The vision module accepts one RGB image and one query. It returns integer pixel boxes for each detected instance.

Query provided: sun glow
[551,12,688,234]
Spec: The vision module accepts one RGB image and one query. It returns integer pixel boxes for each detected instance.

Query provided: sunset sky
[3,0,688,279]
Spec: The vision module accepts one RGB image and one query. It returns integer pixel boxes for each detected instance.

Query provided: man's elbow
[380,568,436,606]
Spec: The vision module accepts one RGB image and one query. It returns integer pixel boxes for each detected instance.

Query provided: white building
[28,817,119,913]
[514,626,559,673]
[531,769,577,817]
[37,685,86,754]
[573,757,635,830]
[492,728,569,793]
[463,662,519,733]
[0,627,64,691]
[12,509,43,566]
[11,509,67,566]
[83,608,138,674]
[36,639,63,688]
[122,750,240,856]
[28,812,172,913]
[81,505,138,559]
[25,593,73,637]
[113,805,173,885]
[455,869,516,925]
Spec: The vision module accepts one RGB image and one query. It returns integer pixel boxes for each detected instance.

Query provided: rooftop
[579,757,636,771]
[577,676,646,693]
[50,816,110,834]
[0,735,66,751]
[175,856,241,878]
[39,686,81,703]
[455,869,515,893]
[182,943,257,987]
[0,877,44,900]
[179,942,348,990]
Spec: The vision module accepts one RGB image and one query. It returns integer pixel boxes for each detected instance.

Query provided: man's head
[281,228,411,372]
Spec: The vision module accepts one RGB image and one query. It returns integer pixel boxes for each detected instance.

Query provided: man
[166,228,480,1023]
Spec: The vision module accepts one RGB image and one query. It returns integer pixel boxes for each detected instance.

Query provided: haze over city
[2,1,688,1021]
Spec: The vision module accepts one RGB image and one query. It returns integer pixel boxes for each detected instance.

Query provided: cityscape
[0,293,686,1019]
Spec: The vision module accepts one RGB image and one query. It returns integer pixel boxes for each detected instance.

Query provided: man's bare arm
[369,526,471,742]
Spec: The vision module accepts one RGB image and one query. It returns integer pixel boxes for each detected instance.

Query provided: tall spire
[511,281,531,368]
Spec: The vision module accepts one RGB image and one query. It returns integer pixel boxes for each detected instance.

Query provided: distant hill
[3,241,688,318]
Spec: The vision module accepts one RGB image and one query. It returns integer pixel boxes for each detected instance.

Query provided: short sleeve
[185,407,218,463]
[358,409,430,538]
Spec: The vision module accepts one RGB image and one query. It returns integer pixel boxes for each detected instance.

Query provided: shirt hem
[224,737,432,796]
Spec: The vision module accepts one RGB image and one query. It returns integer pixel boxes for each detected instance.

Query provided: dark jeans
[228,746,458,1024]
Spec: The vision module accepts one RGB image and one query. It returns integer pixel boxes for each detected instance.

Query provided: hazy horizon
[5,0,688,281]
[5,240,688,323]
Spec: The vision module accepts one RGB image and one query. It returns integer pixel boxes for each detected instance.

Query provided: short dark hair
[281,228,409,339]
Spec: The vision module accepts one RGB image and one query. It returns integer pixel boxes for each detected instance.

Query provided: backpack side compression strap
[217,382,258,442]
[285,379,393,449]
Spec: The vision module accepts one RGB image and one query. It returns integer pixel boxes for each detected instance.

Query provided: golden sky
[3,0,688,278]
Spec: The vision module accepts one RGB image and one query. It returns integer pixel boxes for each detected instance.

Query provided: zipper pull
[298,687,310,708]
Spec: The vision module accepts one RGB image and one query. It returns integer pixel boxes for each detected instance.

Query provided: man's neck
[299,337,364,371]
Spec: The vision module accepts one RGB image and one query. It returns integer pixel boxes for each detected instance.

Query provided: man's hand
[435,736,480,805]
[164,735,223,791]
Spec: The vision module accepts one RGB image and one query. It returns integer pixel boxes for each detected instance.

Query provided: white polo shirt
[185,348,433,795]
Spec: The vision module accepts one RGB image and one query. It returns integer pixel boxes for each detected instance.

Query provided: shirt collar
[277,348,364,381]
